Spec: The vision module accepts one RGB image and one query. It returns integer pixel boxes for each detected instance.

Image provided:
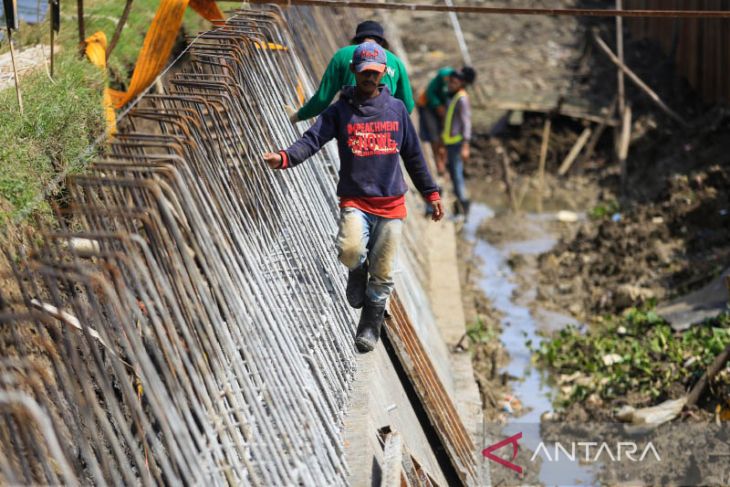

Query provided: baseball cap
[352,42,387,73]
[352,20,387,45]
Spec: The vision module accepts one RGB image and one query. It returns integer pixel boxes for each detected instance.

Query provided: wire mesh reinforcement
[0,6,389,485]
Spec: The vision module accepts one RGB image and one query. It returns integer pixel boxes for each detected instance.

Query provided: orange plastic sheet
[107,0,224,109]
[84,31,117,134]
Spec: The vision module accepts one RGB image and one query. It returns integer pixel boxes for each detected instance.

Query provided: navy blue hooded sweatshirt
[279,86,440,203]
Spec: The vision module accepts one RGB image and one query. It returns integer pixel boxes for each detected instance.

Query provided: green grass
[0,1,211,224]
[0,52,104,224]
[533,308,730,407]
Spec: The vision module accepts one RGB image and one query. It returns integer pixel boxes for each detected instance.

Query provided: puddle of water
[465,203,596,486]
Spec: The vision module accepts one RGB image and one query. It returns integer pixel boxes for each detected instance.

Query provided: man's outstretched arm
[264,107,338,169]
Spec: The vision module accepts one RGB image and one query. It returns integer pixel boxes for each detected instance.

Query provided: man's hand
[284,104,299,124]
[430,200,444,222]
[461,143,470,162]
[436,105,447,118]
[263,152,283,169]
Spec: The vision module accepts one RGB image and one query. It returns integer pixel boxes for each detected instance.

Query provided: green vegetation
[0,52,104,224]
[534,308,730,406]
[466,316,499,344]
[588,199,620,220]
[0,1,210,224]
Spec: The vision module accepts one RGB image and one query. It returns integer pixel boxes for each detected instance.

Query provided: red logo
[482,432,523,474]
[345,121,399,157]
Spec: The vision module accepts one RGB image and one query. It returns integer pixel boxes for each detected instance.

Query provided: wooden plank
[381,430,404,487]
[383,292,478,486]
[473,99,618,126]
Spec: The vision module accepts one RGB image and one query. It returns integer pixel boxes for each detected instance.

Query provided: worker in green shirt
[288,21,414,123]
[416,66,456,175]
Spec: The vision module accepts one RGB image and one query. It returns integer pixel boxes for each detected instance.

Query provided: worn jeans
[336,207,403,305]
[446,142,469,209]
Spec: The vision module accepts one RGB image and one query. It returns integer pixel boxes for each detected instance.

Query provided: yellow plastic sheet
[107,0,224,109]
[84,31,117,135]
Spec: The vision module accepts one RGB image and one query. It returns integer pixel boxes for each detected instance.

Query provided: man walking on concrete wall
[288,21,415,123]
[264,42,443,352]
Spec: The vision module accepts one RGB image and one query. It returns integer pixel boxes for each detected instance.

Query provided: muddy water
[465,203,596,486]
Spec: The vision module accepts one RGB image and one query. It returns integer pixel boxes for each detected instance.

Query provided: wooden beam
[592,28,688,126]
[473,99,618,126]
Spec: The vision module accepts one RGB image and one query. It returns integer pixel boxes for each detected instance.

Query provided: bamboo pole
[106,0,134,60]
[496,143,518,213]
[7,28,24,114]
[50,25,55,77]
[444,0,473,66]
[618,105,632,185]
[592,28,688,126]
[616,0,626,115]
[536,118,552,212]
[49,0,60,77]
[77,0,85,45]
[558,126,592,176]
[615,0,625,162]
[685,342,730,408]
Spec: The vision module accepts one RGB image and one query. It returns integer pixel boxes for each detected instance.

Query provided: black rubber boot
[355,300,386,353]
[346,263,368,309]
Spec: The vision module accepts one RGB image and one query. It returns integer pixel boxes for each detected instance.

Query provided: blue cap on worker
[352,42,387,73]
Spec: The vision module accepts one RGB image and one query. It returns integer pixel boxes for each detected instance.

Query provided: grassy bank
[0,52,104,224]
[0,0,209,225]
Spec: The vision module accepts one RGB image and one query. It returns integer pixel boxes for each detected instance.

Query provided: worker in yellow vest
[442,66,476,216]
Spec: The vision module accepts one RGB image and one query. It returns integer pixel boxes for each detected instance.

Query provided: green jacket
[296,45,414,121]
[425,66,456,109]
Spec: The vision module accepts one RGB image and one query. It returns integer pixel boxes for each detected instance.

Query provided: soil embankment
[391,1,729,482]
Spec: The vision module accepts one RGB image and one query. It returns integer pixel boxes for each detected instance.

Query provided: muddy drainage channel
[465,203,596,486]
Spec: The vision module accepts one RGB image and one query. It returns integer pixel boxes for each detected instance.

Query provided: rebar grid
[0,7,359,485]
[0,6,460,486]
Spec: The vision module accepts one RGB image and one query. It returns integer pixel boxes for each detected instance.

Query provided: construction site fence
[0,6,460,485]
[625,0,730,105]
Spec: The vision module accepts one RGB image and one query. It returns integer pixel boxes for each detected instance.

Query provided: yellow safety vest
[441,89,467,145]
